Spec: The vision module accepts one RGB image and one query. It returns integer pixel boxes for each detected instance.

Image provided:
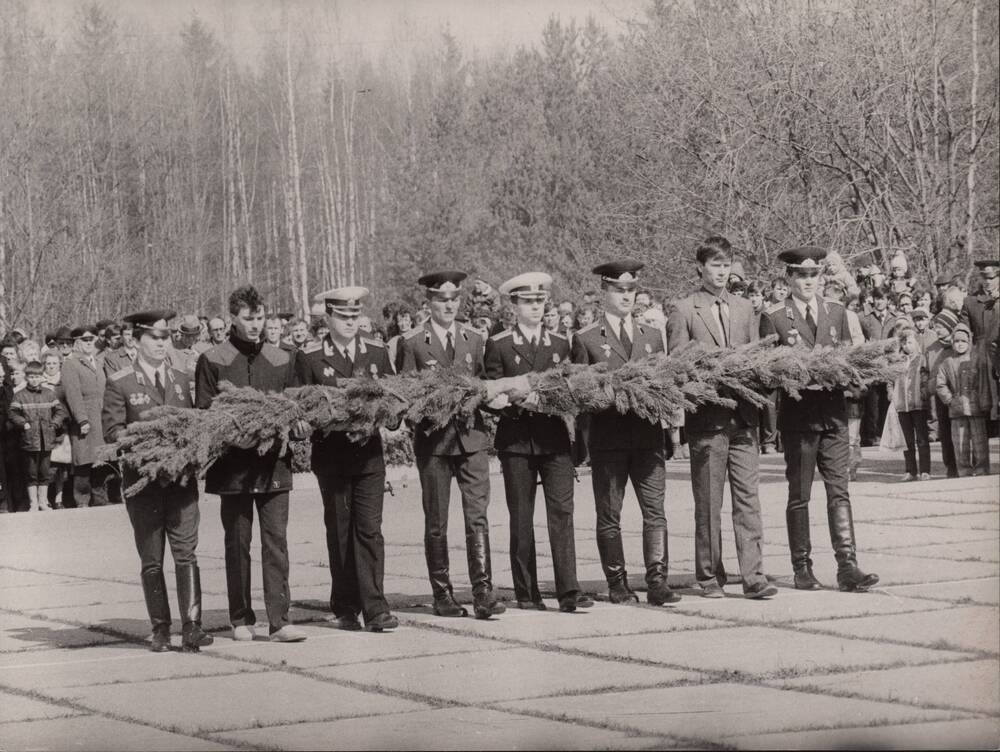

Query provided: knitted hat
[951,323,972,342]
[933,309,959,332]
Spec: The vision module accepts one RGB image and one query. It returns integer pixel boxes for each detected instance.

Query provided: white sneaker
[269,625,307,642]
[232,625,255,641]
[919,472,931,481]
[900,473,916,482]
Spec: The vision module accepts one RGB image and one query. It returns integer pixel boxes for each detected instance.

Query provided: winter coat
[60,353,107,466]
[892,353,928,413]
[7,384,67,452]
[936,349,992,418]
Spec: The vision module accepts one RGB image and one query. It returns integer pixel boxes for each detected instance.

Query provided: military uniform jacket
[395,320,489,456]
[60,353,107,467]
[195,337,300,494]
[484,327,571,455]
[666,289,759,432]
[759,297,851,432]
[860,311,899,342]
[569,314,665,451]
[101,347,136,378]
[103,362,198,494]
[299,334,393,475]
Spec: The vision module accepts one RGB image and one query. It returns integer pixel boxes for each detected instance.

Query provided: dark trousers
[934,396,958,477]
[591,448,666,539]
[126,487,199,576]
[500,452,580,601]
[417,451,490,539]
[316,471,388,621]
[688,422,767,591]
[952,417,990,476]
[760,394,779,448]
[71,464,110,507]
[862,384,890,443]
[783,427,850,513]
[897,409,931,475]
[4,448,30,512]
[220,492,291,633]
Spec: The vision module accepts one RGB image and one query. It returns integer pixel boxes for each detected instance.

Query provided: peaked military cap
[592,260,644,287]
[177,314,201,335]
[94,319,116,333]
[70,324,98,339]
[933,273,951,286]
[974,259,999,278]
[778,246,827,271]
[123,310,176,338]
[418,271,467,299]
[54,325,74,342]
[313,286,369,316]
[277,311,295,321]
[499,272,552,300]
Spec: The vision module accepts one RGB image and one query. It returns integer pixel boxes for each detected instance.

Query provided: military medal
[830,325,838,343]
[514,355,521,365]
[601,343,611,358]
[370,363,378,377]
[645,343,652,354]
[787,327,799,345]
[323,366,336,378]
[552,353,560,364]
[465,352,472,365]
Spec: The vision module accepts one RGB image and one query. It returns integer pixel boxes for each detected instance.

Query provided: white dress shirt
[604,312,634,342]
[429,320,458,352]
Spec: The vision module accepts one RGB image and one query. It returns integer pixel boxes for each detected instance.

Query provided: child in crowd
[911,308,935,350]
[924,310,959,477]
[7,361,68,511]
[935,324,991,476]
[892,327,931,480]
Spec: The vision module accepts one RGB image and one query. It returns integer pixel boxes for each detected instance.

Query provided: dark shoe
[575,594,594,609]
[176,564,212,652]
[701,582,725,598]
[647,581,681,606]
[516,600,547,611]
[150,625,171,653]
[793,565,823,590]
[367,612,399,632]
[837,564,879,592]
[432,593,468,617]
[745,582,779,599]
[181,622,214,652]
[472,589,505,619]
[558,595,577,612]
[608,580,639,604]
[331,614,363,631]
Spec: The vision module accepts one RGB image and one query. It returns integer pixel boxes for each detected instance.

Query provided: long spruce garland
[103,337,902,494]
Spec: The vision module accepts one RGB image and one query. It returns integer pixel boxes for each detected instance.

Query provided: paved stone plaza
[1,446,998,750]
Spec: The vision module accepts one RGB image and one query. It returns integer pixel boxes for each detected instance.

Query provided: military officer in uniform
[396,271,505,620]
[570,261,680,606]
[299,286,399,633]
[760,246,879,593]
[102,310,213,652]
[484,272,593,613]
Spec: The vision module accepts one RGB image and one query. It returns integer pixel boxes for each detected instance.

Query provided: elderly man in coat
[60,325,108,507]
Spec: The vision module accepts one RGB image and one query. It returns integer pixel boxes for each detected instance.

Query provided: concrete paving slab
[797,605,1000,655]
[847,525,997,551]
[397,602,719,643]
[0,569,84,589]
[668,588,950,625]
[727,717,1000,750]
[56,670,428,733]
[885,538,1000,563]
[215,707,664,751]
[318,647,699,703]
[561,625,965,677]
[0,716,236,751]
[882,577,999,605]
[1,581,145,611]
[0,613,125,652]
[892,511,999,531]
[831,551,998,586]
[0,690,83,723]
[31,601,237,641]
[776,659,999,715]
[0,650,264,691]
[496,683,959,741]
[847,497,994,522]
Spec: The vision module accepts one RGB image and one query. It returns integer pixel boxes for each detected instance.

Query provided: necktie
[620,321,633,358]
[716,299,730,347]
[805,304,818,338]
[154,370,165,401]
[445,331,455,364]
[342,347,353,369]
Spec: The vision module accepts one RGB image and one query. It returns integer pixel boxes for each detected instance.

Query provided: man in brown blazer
[667,237,776,599]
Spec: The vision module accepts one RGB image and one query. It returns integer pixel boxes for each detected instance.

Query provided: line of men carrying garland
[99,238,996,650]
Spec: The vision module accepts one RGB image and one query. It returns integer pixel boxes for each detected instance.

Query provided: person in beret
[667,237,776,600]
[59,325,109,507]
[298,286,399,633]
[102,310,213,652]
[760,246,879,593]
[571,260,680,606]
[484,272,593,613]
[396,270,506,620]
[195,285,309,643]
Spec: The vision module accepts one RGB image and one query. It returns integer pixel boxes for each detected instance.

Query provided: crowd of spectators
[1,249,996,512]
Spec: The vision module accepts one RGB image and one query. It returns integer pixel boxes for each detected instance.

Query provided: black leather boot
[828,505,879,592]
[787,509,822,590]
[643,529,680,605]
[425,536,466,617]
[597,535,637,604]
[177,564,214,652]
[467,532,505,619]
[141,569,172,652]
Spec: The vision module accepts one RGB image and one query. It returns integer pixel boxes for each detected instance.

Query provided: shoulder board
[460,324,482,339]
[303,341,323,354]
[575,321,599,335]
[167,366,191,381]
[489,330,512,342]
[360,337,385,349]
[402,327,424,340]
[548,330,567,340]
[110,366,134,382]
[766,302,786,314]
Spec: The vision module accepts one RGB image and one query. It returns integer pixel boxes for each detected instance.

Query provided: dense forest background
[0,0,997,330]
